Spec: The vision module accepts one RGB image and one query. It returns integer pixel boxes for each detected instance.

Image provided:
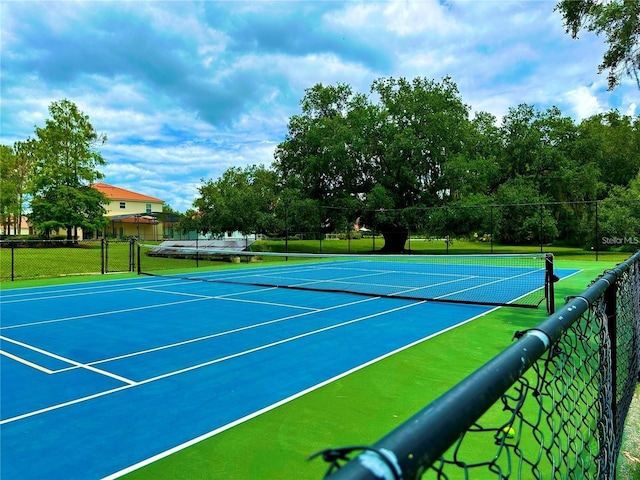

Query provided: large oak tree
[274,77,472,252]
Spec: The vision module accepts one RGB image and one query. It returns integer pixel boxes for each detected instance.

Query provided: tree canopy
[556,0,640,89]
[28,99,109,239]
[183,165,280,237]
[188,76,639,252]
[273,77,472,251]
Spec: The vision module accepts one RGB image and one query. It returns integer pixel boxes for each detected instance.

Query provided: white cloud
[383,0,459,36]
[564,86,603,120]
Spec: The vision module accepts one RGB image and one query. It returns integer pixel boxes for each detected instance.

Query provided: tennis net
[137,243,556,310]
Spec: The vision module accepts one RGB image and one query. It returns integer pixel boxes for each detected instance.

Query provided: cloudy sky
[2,0,638,212]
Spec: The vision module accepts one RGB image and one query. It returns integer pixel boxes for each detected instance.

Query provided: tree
[28,99,108,239]
[186,165,280,237]
[0,140,36,236]
[577,111,640,188]
[442,111,503,199]
[493,177,558,245]
[275,83,372,240]
[556,0,640,89]
[597,171,640,250]
[0,145,18,235]
[274,77,471,252]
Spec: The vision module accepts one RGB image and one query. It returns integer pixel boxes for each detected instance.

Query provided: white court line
[0,278,188,304]
[0,275,258,303]
[0,298,419,425]
[0,278,149,298]
[101,305,498,480]
[0,297,214,330]
[57,296,377,370]
[138,286,317,311]
[295,274,474,294]
[0,349,54,374]
[1,281,351,331]
[0,335,136,385]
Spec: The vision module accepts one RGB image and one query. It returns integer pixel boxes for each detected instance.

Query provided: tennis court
[0,255,577,479]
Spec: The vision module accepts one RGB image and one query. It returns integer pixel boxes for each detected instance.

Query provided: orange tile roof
[92,182,164,203]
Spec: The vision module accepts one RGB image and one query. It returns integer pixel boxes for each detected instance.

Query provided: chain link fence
[0,239,135,282]
[272,200,640,257]
[315,250,640,479]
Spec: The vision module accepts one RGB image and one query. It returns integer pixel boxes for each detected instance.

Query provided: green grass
[0,241,133,283]
[620,388,640,480]
[253,237,633,262]
[119,258,631,480]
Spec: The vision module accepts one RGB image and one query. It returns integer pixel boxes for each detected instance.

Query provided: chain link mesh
[422,255,639,479]
[0,239,134,281]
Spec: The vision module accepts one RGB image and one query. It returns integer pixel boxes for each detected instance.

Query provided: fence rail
[0,239,135,281]
[315,249,640,479]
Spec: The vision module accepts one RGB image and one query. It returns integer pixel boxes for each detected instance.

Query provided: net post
[545,253,555,314]
[136,243,141,274]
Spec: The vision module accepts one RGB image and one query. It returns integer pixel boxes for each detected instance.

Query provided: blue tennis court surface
[0,262,578,479]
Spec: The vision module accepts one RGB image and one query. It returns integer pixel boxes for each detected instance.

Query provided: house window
[146,204,151,213]
[120,202,126,209]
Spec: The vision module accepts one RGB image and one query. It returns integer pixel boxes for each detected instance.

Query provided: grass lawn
[0,241,133,283]
[253,237,633,262]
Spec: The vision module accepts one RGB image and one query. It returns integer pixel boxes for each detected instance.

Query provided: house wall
[105,199,164,216]
[2,217,31,236]
[104,198,165,240]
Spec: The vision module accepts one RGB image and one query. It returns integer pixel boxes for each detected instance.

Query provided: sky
[2,0,638,213]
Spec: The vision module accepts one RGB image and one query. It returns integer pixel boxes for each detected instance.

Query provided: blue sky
[2,1,638,212]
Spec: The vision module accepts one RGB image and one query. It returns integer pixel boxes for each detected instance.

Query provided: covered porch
[105,212,180,240]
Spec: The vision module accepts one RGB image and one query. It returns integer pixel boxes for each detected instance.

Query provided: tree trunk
[380,229,409,253]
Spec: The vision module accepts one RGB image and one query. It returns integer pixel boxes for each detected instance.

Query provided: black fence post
[285,204,289,253]
[196,236,199,268]
[11,241,15,281]
[102,238,107,274]
[445,208,449,254]
[539,203,543,254]
[605,280,618,436]
[595,201,599,261]
[490,206,494,254]
[372,210,376,252]
[130,238,135,272]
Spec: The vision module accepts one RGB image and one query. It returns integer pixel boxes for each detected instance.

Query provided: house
[93,182,178,240]
[2,216,32,236]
